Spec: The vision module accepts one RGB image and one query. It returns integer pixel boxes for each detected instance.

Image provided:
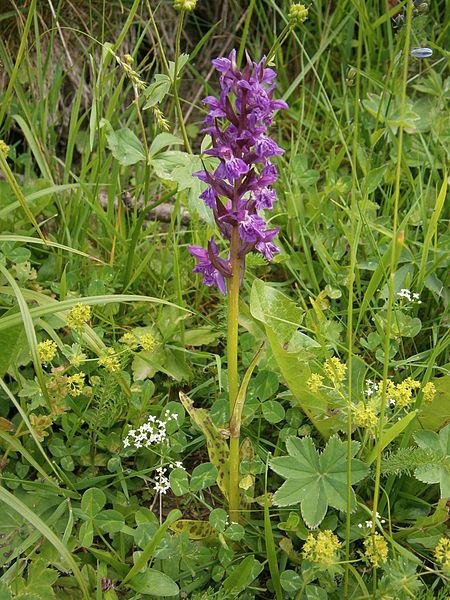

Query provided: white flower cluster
[397,289,421,303]
[366,379,379,397]
[154,466,170,494]
[153,462,185,495]
[358,512,386,529]
[123,409,178,449]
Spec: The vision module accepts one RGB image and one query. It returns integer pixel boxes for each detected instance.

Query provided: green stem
[370,2,412,595]
[266,24,291,64]
[344,4,363,596]
[228,226,241,522]
[173,12,192,153]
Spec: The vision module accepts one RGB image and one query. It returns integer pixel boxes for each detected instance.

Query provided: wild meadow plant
[188,49,287,521]
[1,0,449,597]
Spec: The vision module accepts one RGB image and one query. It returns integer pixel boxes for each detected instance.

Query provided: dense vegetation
[0,0,449,598]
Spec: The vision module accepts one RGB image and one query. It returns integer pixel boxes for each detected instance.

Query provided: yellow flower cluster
[30,414,53,441]
[353,402,378,430]
[98,348,121,373]
[289,3,309,26]
[173,0,197,11]
[302,530,341,566]
[140,333,157,352]
[66,372,85,397]
[307,373,324,393]
[364,533,388,568]
[389,377,421,408]
[434,536,450,570]
[0,140,10,157]
[324,357,347,384]
[121,332,139,348]
[422,381,436,403]
[38,340,58,363]
[66,303,92,330]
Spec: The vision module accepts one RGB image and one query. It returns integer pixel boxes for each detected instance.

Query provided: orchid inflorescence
[189,50,288,294]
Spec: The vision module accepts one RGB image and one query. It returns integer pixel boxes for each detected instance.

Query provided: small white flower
[397,288,412,300]
[123,437,130,448]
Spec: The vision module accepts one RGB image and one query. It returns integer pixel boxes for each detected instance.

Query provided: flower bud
[289,3,308,26]
[173,0,197,11]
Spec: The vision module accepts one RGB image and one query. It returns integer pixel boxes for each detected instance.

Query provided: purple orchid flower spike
[189,50,288,294]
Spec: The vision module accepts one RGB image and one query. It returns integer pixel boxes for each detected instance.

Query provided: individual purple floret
[189,49,287,294]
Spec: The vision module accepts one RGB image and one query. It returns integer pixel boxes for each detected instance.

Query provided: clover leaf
[270,435,368,528]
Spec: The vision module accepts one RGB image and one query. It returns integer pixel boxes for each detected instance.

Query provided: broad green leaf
[94,509,126,534]
[300,479,328,528]
[250,279,303,343]
[280,570,303,592]
[81,488,106,517]
[418,375,450,431]
[224,523,245,541]
[209,508,229,533]
[306,585,328,599]
[149,133,183,157]
[169,467,190,496]
[105,125,145,166]
[190,463,218,492]
[143,73,171,108]
[252,369,279,401]
[271,435,368,527]
[128,569,179,597]
[262,400,285,424]
[223,555,263,594]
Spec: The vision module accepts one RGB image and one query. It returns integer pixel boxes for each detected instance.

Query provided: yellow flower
[66,372,85,397]
[391,377,421,408]
[353,402,378,430]
[140,333,157,352]
[66,303,91,330]
[307,373,324,392]
[121,332,138,348]
[0,140,10,157]
[324,357,347,384]
[364,533,388,568]
[289,3,309,26]
[98,348,121,373]
[434,536,450,570]
[302,530,341,566]
[173,0,197,11]
[422,381,436,403]
[38,340,58,363]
